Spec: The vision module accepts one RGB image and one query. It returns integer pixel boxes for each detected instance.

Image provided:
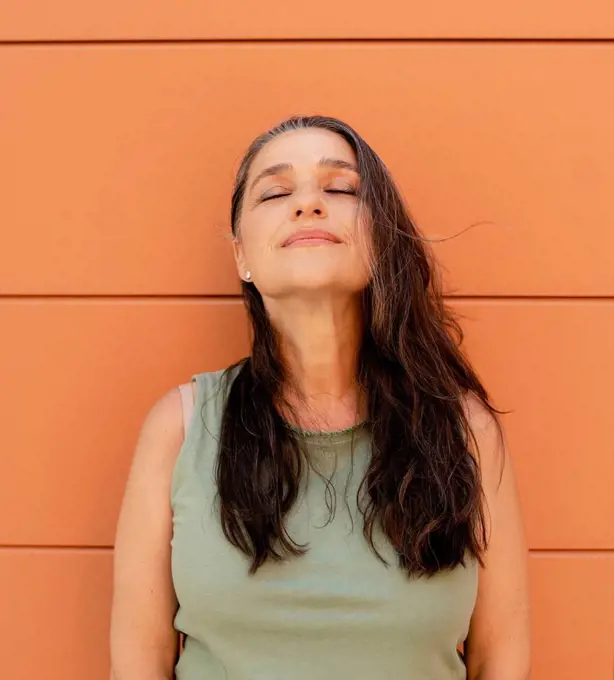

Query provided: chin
[258,262,370,298]
[263,276,365,299]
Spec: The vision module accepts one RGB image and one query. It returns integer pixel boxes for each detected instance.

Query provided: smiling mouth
[285,237,339,248]
[282,230,342,248]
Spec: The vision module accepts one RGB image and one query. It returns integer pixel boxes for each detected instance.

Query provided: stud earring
[244,271,252,281]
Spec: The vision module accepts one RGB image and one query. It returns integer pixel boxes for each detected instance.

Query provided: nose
[291,190,328,221]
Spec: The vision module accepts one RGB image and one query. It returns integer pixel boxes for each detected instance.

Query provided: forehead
[250,128,357,174]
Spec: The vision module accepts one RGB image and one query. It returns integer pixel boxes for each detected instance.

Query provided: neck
[265,293,364,430]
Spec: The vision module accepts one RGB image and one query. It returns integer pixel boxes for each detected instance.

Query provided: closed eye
[259,187,356,203]
[260,191,291,202]
[325,188,356,195]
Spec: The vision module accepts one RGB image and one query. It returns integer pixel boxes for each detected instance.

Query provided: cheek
[238,221,274,266]
[348,211,373,262]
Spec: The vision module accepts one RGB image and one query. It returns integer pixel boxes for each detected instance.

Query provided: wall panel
[2,300,611,549]
[0,300,248,546]
[458,300,614,549]
[0,549,113,680]
[2,45,614,296]
[1,0,613,40]
[529,555,614,680]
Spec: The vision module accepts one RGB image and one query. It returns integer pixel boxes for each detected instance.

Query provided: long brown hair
[217,115,501,576]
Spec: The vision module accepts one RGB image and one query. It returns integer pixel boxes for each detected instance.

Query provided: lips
[282,228,342,247]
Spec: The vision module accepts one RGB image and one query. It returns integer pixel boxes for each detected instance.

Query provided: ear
[232,237,248,281]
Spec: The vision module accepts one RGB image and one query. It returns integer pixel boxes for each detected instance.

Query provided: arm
[110,388,185,680]
[464,396,531,680]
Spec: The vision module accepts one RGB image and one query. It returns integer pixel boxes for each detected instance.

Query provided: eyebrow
[248,157,358,193]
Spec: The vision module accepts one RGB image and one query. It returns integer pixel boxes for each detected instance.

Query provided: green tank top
[171,369,477,680]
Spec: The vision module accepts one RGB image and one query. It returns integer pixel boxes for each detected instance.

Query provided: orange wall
[1,4,613,679]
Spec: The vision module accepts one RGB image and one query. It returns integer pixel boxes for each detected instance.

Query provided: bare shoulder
[128,386,189,477]
[462,392,507,493]
[463,391,500,436]
[114,386,188,552]
[139,387,183,444]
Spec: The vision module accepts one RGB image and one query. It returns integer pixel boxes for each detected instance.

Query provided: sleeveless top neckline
[284,418,368,445]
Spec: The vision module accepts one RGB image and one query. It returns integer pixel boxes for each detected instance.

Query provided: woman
[110,115,530,680]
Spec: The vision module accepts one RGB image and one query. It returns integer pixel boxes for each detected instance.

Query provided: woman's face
[233,128,372,299]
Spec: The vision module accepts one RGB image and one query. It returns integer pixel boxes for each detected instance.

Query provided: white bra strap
[178,382,195,440]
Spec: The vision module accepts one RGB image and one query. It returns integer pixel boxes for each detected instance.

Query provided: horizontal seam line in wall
[2,38,614,47]
[450,295,614,302]
[0,546,612,556]
[0,545,113,552]
[2,295,614,302]
[529,549,614,556]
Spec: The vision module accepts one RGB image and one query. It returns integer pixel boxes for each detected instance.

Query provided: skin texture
[110,128,530,679]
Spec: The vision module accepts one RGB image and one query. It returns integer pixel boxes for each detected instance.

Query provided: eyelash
[260,188,357,203]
